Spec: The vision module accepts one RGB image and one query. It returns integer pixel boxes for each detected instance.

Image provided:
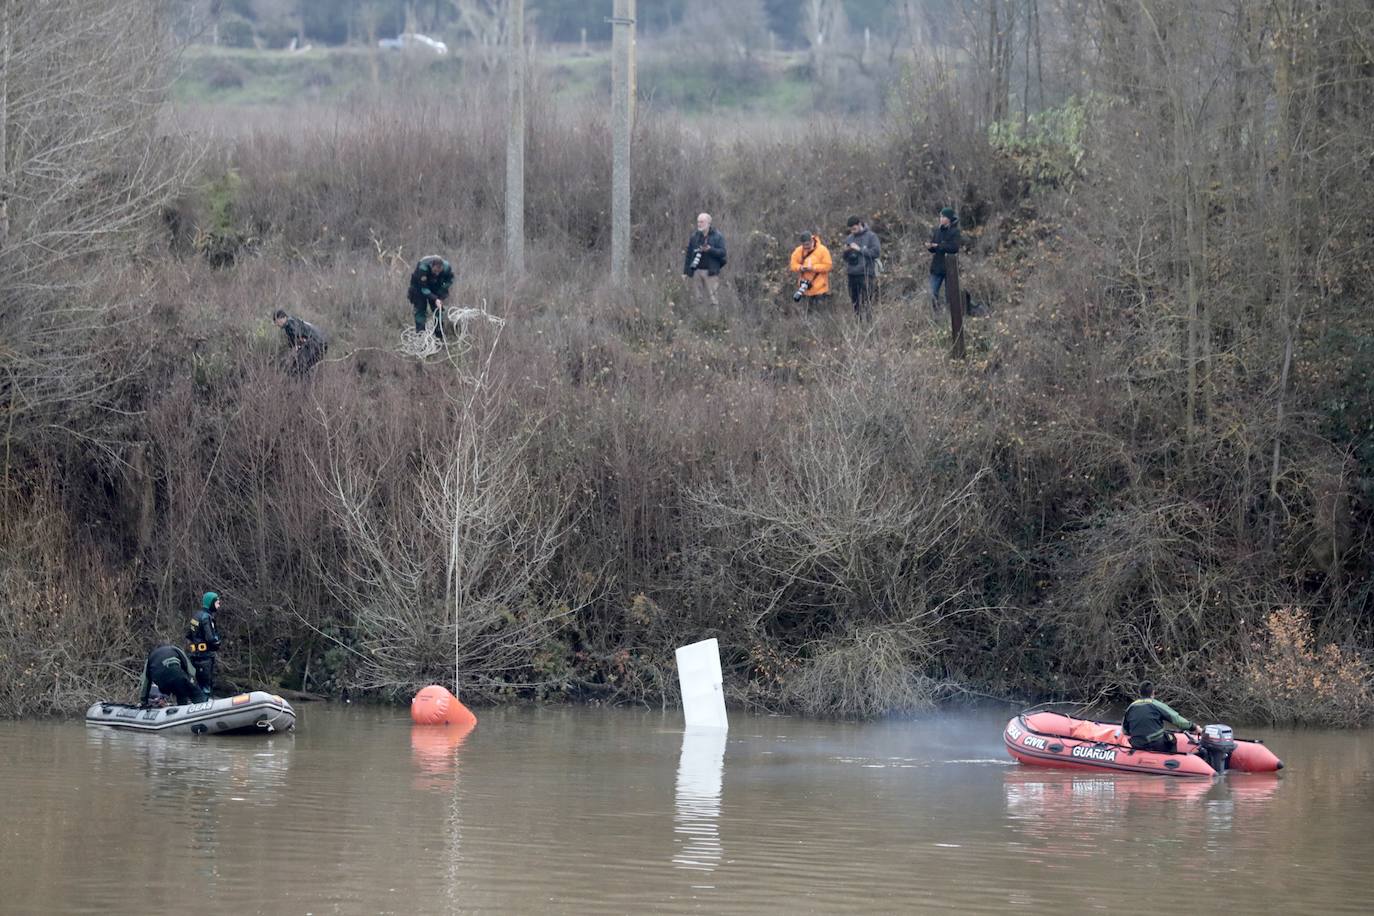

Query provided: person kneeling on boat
[139,644,208,707]
[1123,681,1201,753]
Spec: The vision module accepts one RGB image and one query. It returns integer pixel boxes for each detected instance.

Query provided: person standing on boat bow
[1123,681,1201,753]
[187,591,224,696]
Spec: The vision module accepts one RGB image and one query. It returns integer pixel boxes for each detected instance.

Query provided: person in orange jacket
[788,232,832,308]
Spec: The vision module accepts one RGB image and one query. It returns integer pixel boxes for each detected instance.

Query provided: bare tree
[802,0,849,88]
[0,0,196,486]
[312,350,571,696]
[663,0,769,66]
[454,0,508,72]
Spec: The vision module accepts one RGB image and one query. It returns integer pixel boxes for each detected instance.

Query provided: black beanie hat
[940,207,956,219]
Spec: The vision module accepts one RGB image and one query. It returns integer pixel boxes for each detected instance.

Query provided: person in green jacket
[138,644,207,707]
[1122,681,1201,753]
[408,255,455,341]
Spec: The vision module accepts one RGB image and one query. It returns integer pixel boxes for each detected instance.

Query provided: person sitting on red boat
[1123,681,1201,753]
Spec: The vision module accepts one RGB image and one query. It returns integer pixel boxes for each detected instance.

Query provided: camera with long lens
[689,249,704,272]
[792,278,812,302]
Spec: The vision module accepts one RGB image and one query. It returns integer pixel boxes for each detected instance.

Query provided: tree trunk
[1267,0,1301,545]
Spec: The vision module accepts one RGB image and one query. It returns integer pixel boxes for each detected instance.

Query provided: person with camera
[788,232,832,310]
[842,216,881,319]
[926,207,961,313]
[681,212,727,305]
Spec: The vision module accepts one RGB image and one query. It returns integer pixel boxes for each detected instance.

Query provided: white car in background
[378,33,448,55]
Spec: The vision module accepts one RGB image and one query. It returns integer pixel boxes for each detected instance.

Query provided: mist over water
[2,706,1369,914]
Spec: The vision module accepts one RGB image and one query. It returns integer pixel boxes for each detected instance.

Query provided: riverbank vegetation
[2,1,1372,725]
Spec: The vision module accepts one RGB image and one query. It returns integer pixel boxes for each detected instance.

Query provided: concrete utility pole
[610,0,635,283]
[504,0,525,276]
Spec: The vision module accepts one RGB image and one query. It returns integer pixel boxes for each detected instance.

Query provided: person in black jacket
[926,207,961,313]
[139,644,207,707]
[842,215,881,319]
[408,255,455,340]
[681,213,727,305]
[187,591,224,695]
[273,309,328,376]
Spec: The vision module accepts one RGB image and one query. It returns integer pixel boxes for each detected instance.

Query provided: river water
[1,705,1369,914]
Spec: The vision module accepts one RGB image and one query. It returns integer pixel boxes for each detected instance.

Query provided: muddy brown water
[1,706,1370,914]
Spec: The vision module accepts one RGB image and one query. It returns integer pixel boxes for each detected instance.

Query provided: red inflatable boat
[1004,711,1283,777]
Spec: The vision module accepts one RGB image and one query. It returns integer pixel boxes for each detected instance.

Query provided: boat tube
[85,691,296,736]
[1004,711,1282,777]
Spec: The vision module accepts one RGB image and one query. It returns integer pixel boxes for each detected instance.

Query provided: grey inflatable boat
[85,691,296,735]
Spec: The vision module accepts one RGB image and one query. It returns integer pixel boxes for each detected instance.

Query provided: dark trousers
[191,654,217,695]
[288,341,326,377]
[411,296,445,339]
[847,273,875,318]
[153,667,206,705]
[1128,732,1177,753]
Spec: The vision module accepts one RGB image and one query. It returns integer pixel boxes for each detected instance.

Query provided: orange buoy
[410,684,477,727]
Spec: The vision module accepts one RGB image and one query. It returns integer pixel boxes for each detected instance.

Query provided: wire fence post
[946,254,965,359]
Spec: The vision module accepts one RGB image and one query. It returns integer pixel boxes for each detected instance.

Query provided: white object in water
[675,638,728,730]
[673,726,727,873]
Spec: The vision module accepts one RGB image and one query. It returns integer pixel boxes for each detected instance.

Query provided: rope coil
[399,305,505,359]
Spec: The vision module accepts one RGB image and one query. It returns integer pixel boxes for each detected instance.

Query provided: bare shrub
[778,622,949,718]
[0,491,142,716]
[684,335,997,715]
[1222,607,1373,726]
[1041,500,1229,685]
[311,357,570,699]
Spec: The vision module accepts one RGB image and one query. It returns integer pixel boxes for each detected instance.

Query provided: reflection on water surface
[1,707,1370,914]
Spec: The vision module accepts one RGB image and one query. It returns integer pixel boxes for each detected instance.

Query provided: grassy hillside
[5,5,1373,725]
[173,44,824,116]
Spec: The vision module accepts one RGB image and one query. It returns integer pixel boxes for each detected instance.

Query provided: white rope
[399,305,446,358]
[399,304,506,360]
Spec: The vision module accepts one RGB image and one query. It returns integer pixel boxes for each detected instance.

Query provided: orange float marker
[410,684,478,727]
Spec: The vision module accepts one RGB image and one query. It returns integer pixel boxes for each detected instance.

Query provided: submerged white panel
[675,638,728,730]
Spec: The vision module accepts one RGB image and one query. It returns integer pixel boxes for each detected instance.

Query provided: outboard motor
[1199,724,1237,774]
